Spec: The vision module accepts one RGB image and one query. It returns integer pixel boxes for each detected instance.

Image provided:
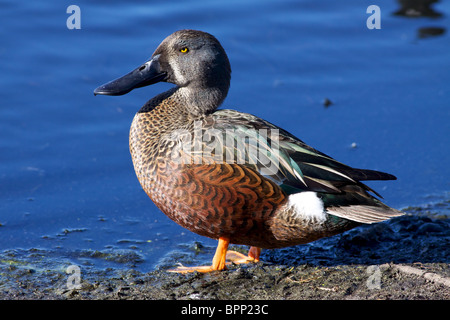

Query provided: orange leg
[211,237,230,271]
[168,239,262,273]
[225,246,262,264]
[168,237,230,273]
[248,246,261,262]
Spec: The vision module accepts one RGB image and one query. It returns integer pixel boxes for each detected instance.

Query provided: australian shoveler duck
[94,30,403,272]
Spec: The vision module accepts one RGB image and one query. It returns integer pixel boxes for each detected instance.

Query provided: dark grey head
[94,30,231,115]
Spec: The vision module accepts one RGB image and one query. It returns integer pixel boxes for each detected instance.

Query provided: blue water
[0,0,449,272]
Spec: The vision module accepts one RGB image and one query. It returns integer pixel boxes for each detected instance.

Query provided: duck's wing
[205,109,403,224]
[208,109,395,196]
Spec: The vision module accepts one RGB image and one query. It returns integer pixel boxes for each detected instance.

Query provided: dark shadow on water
[417,26,446,38]
[393,0,447,39]
[393,0,443,18]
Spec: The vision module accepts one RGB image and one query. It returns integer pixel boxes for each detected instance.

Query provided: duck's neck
[136,82,229,124]
[176,83,229,117]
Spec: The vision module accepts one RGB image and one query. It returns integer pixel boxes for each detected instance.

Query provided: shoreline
[1,261,449,300]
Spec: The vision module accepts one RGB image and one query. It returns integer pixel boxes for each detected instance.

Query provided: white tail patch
[287,192,327,222]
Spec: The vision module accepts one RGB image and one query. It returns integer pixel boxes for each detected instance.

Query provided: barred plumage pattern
[129,89,366,248]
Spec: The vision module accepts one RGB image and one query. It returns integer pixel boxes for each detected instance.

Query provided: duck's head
[94,29,231,115]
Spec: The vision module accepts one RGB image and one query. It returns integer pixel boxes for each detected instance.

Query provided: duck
[94,29,403,273]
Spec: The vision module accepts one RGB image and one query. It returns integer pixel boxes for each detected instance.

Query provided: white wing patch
[287,191,327,222]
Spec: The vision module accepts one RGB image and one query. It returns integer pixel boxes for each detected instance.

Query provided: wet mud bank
[1,262,449,300]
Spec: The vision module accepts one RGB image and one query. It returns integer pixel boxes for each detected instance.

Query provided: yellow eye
[180,47,189,53]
